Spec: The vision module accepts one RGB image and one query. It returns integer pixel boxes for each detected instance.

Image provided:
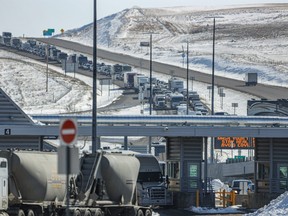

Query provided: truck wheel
[18,210,25,216]
[145,209,152,216]
[73,210,81,216]
[94,209,103,216]
[84,210,91,216]
[137,209,144,216]
[27,209,35,216]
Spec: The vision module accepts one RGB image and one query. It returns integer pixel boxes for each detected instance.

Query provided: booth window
[167,161,180,179]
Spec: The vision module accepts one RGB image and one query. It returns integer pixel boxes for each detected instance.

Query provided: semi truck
[135,154,173,207]
[153,94,166,109]
[2,32,12,46]
[123,72,138,88]
[168,78,184,93]
[0,150,152,216]
[133,75,149,93]
[166,93,184,109]
[245,73,258,86]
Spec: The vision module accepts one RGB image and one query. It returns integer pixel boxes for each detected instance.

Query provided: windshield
[138,172,163,183]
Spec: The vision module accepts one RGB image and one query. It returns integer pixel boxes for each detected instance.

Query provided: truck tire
[84,210,91,216]
[27,209,35,216]
[18,210,25,216]
[145,209,152,216]
[94,208,103,216]
[136,209,144,216]
[73,209,81,216]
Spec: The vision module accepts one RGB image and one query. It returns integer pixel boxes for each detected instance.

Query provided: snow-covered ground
[1,4,288,215]
[60,4,288,88]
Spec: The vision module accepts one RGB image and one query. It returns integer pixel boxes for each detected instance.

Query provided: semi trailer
[0,150,152,216]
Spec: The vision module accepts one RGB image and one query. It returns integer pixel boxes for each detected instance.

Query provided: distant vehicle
[134,75,149,93]
[124,72,138,88]
[168,77,184,93]
[154,94,166,109]
[215,111,230,116]
[245,72,258,86]
[167,93,184,109]
[231,179,252,194]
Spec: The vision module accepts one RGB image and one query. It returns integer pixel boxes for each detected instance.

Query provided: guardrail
[31,114,288,127]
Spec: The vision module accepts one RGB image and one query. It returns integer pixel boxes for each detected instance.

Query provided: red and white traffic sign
[59,119,77,145]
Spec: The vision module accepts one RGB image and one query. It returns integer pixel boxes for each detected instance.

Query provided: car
[231,179,252,194]
[215,111,230,116]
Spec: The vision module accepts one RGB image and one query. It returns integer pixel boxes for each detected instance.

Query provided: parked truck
[0,150,151,216]
[245,73,258,86]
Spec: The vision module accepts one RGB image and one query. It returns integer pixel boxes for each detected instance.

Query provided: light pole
[149,33,152,115]
[206,16,223,115]
[92,0,99,152]
[207,16,223,163]
[211,17,216,115]
[190,76,195,91]
[186,41,189,115]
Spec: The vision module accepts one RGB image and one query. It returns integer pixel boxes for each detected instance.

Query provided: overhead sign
[215,137,255,149]
[43,29,55,36]
[59,119,77,145]
[140,42,150,47]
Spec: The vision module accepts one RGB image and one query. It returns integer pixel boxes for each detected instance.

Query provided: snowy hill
[59,4,288,87]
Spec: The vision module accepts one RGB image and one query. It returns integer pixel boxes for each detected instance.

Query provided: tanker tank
[8,151,66,202]
[101,153,140,205]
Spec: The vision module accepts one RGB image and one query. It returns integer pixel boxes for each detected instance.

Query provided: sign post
[58,118,79,216]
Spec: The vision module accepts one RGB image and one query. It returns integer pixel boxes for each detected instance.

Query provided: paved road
[36,38,288,100]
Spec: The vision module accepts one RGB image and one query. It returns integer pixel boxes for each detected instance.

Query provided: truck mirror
[165,175,170,188]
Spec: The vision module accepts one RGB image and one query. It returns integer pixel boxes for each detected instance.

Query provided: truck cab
[135,154,173,206]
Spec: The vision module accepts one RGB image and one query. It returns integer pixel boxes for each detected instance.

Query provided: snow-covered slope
[59,4,288,87]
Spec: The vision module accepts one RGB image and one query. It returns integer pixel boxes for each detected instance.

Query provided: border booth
[165,137,214,208]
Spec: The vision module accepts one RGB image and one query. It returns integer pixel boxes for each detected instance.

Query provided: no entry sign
[59,119,77,145]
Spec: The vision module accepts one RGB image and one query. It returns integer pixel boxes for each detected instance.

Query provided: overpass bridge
[26,114,288,138]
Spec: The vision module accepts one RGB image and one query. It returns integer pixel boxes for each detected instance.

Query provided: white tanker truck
[0,150,152,216]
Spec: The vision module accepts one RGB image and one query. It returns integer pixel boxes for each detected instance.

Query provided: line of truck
[0,149,173,216]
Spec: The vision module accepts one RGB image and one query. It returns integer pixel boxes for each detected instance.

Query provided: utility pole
[186,41,189,115]
[92,0,99,152]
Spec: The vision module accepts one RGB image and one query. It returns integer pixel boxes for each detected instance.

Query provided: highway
[36,37,288,100]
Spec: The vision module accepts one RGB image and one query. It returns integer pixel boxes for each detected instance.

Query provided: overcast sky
[1,0,287,37]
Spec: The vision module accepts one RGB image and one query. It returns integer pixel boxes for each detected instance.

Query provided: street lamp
[206,16,223,164]
[206,16,223,115]
[140,34,153,115]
